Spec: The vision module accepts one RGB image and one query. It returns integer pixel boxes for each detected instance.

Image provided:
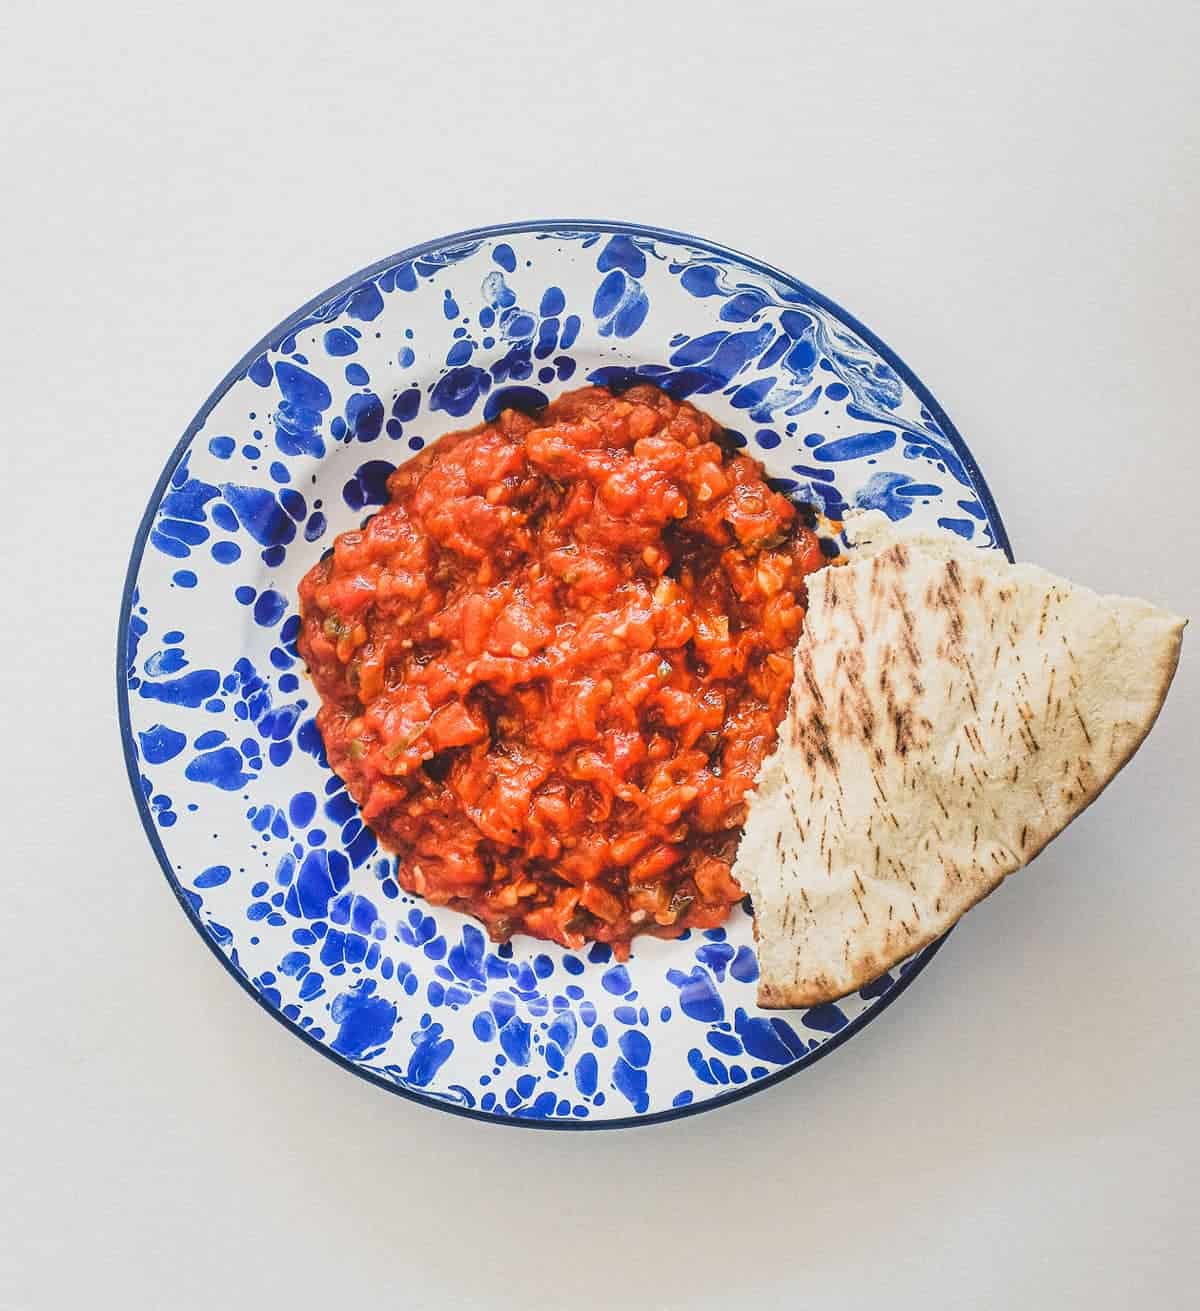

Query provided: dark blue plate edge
[115,218,1013,1131]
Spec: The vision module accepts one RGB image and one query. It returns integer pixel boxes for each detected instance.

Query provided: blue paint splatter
[407,1021,454,1085]
[392,387,421,422]
[734,1008,805,1064]
[342,459,395,510]
[273,361,331,458]
[347,283,385,322]
[252,590,287,628]
[719,289,769,323]
[593,269,649,339]
[138,669,220,708]
[680,265,722,297]
[160,474,220,523]
[855,470,943,520]
[285,848,350,918]
[211,541,241,564]
[665,966,725,1023]
[730,946,759,982]
[812,430,897,463]
[289,791,316,827]
[498,1016,531,1066]
[597,234,647,278]
[330,981,396,1058]
[185,747,253,791]
[346,391,384,442]
[221,485,296,548]
[144,648,188,677]
[574,1051,598,1096]
[195,865,232,889]
[323,328,358,356]
[802,1003,849,1034]
[279,489,306,521]
[612,1058,648,1112]
[539,286,565,316]
[618,1030,651,1068]
[430,366,491,418]
[138,725,186,764]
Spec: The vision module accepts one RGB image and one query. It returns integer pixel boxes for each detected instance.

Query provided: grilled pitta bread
[734,513,1185,1009]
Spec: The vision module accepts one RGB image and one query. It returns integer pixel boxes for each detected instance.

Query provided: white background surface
[2,3,1197,1307]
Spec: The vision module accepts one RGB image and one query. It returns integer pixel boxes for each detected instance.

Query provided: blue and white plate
[118,221,1009,1127]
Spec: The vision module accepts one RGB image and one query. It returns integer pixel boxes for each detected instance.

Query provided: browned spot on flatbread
[836,645,877,747]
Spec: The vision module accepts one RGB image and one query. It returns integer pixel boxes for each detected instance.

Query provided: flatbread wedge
[733,512,1185,1009]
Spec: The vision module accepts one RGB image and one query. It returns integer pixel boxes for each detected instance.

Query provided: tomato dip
[297,384,826,957]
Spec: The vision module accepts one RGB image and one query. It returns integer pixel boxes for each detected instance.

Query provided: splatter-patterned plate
[118,221,1009,1127]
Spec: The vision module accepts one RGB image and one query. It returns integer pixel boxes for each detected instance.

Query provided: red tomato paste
[297,385,826,956]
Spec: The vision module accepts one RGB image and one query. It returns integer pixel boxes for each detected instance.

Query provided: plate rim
[116,218,1012,1130]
